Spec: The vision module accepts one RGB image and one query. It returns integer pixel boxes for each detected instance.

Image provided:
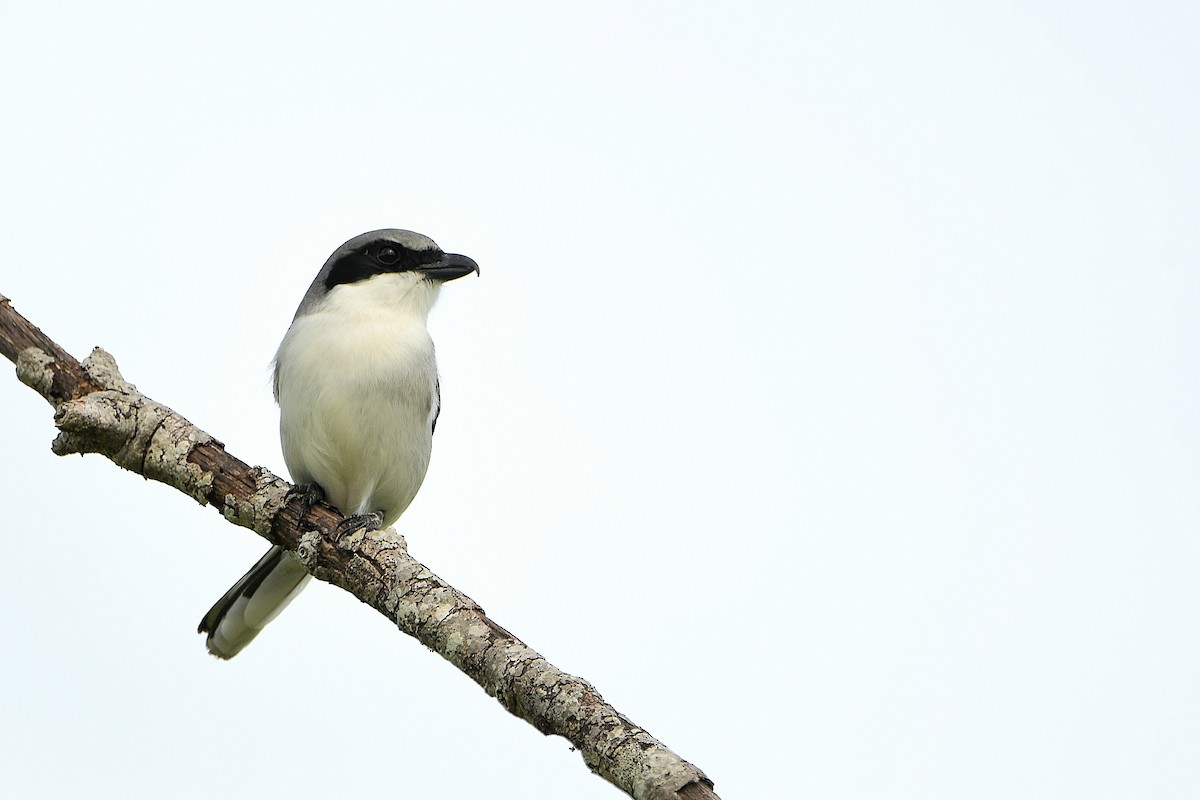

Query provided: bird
[198,229,479,658]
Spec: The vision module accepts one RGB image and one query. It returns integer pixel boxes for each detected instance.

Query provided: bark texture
[0,294,719,800]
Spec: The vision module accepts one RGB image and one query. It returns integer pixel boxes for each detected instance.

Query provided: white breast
[274,273,441,526]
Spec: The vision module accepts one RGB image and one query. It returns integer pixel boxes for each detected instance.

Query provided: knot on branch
[80,347,138,393]
[50,348,216,504]
[16,347,56,395]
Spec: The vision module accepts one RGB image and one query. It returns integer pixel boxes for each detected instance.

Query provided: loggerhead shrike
[198,229,479,658]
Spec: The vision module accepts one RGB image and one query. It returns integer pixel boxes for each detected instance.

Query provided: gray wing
[431,376,441,434]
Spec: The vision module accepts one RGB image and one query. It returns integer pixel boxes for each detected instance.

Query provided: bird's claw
[286,483,326,530]
[334,512,384,542]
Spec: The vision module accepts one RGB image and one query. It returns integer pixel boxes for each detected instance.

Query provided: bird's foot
[286,483,326,530]
[334,511,384,542]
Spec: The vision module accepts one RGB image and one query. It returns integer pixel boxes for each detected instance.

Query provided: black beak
[419,253,480,282]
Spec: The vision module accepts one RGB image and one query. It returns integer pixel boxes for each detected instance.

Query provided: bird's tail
[198,546,311,659]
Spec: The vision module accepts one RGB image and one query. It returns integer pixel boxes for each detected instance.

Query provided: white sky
[2,2,1198,798]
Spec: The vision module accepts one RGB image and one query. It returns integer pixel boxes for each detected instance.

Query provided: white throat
[322,272,442,321]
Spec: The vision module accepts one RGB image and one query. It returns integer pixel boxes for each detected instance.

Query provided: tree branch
[0,292,719,800]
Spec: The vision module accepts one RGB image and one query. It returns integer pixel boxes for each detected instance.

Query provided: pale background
[2,3,1197,798]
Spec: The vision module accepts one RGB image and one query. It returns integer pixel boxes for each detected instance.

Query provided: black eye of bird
[377,246,400,265]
